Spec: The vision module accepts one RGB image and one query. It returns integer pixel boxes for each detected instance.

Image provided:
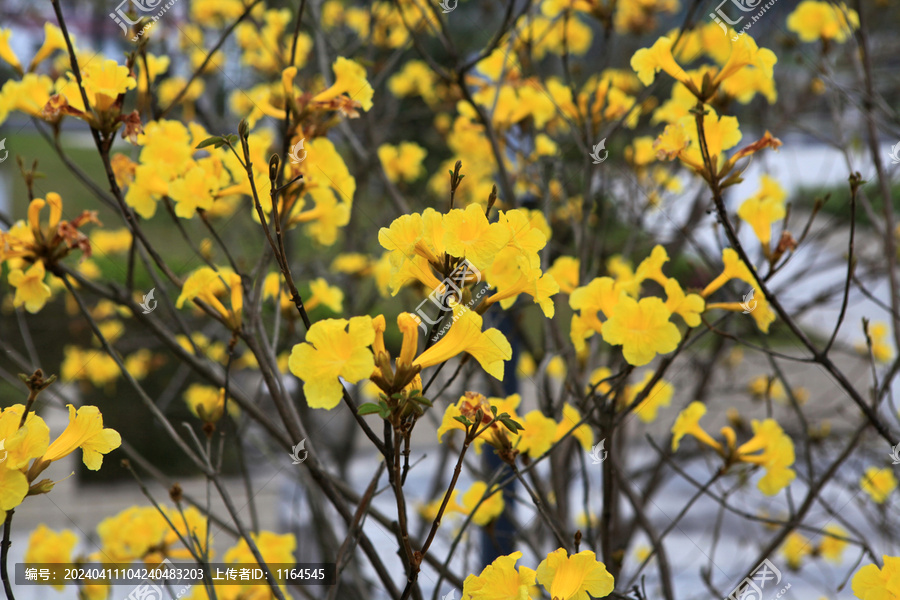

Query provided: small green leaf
[490,405,498,416]
[225,134,239,146]
[358,403,383,416]
[500,417,524,433]
[412,396,433,407]
[196,136,224,149]
[453,416,472,426]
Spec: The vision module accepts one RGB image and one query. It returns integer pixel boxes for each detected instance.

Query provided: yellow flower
[818,524,848,563]
[536,548,615,600]
[0,405,50,470]
[684,111,742,168]
[712,34,777,90]
[40,404,122,471]
[736,419,796,496]
[414,308,512,381]
[183,384,239,423]
[388,60,439,104]
[453,481,504,527]
[547,256,580,294]
[781,531,812,570]
[702,248,776,333]
[176,267,242,329]
[288,316,375,409]
[223,531,296,565]
[857,322,894,363]
[515,410,558,458]
[8,261,52,313]
[305,277,344,313]
[601,296,680,366]
[28,23,67,72]
[82,59,137,111]
[630,36,694,89]
[462,551,536,600]
[25,525,78,589]
[569,277,626,352]
[378,142,427,183]
[671,402,721,452]
[555,403,594,451]
[663,279,705,327]
[737,175,787,247]
[623,371,674,423]
[851,555,900,600]
[96,507,167,564]
[443,204,511,270]
[787,1,859,43]
[861,467,897,504]
[312,56,374,112]
[0,29,22,73]
[168,165,218,219]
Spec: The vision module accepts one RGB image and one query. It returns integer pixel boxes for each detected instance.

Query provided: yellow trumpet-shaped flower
[0,405,50,470]
[24,526,78,590]
[712,34,777,89]
[8,261,53,314]
[818,524,848,563]
[623,371,674,424]
[443,204,511,271]
[28,23,68,72]
[630,36,694,89]
[555,403,594,452]
[0,467,28,521]
[735,419,796,496]
[536,548,615,600]
[569,277,627,352]
[861,467,897,505]
[547,256,580,294]
[515,410,558,458]
[183,384,239,423]
[0,29,22,74]
[671,402,722,452]
[311,56,374,112]
[82,59,137,112]
[781,531,812,570]
[378,142,427,183]
[737,175,787,248]
[453,481,505,527]
[176,267,243,329]
[462,551,536,600]
[41,404,122,471]
[288,316,376,409]
[601,296,681,366]
[396,312,419,368]
[787,1,859,43]
[304,277,344,314]
[663,279,705,327]
[414,307,512,380]
[851,555,900,600]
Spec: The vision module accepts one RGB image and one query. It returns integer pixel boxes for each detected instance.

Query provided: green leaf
[357,403,384,416]
[500,417,524,433]
[490,405,498,416]
[196,136,224,149]
[453,416,472,427]
[412,396,433,407]
[225,134,239,146]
